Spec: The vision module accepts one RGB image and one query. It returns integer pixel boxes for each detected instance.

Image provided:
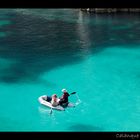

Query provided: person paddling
[59,89,70,107]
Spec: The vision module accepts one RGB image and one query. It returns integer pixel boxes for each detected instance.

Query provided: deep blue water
[0,9,140,131]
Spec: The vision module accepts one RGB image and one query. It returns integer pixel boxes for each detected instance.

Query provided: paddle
[70,91,81,104]
[70,92,76,95]
[49,107,53,115]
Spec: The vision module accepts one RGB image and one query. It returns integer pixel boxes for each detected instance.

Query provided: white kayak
[38,95,75,111]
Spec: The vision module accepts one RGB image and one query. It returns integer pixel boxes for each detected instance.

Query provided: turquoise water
[0,9,140,132]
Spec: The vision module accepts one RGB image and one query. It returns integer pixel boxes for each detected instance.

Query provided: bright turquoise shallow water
[0,9,140,132]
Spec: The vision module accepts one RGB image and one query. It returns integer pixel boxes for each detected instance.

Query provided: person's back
[59,89,70,106]
[60,92,69,102]
[51,94,59,107]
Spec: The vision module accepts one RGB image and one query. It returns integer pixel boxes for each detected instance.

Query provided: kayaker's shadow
[68,123,104,131]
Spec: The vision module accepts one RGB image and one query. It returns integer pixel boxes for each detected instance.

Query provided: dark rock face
[81,8,140,13]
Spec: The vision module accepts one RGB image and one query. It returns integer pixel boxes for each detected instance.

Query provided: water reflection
[76,11,92,58]
[0,10,140,85]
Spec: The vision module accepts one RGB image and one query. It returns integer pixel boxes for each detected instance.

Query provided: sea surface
[0,9,140,131]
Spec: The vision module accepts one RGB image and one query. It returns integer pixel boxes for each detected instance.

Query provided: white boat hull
[38,95,65,111]
[38,95,75,111]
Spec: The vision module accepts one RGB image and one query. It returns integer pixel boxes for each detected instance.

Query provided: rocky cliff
[81,8,140,13]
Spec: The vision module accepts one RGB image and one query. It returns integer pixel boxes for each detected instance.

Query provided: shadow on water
[68,123,104,132]
[0,10,140,84]
[0,12,84,84]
